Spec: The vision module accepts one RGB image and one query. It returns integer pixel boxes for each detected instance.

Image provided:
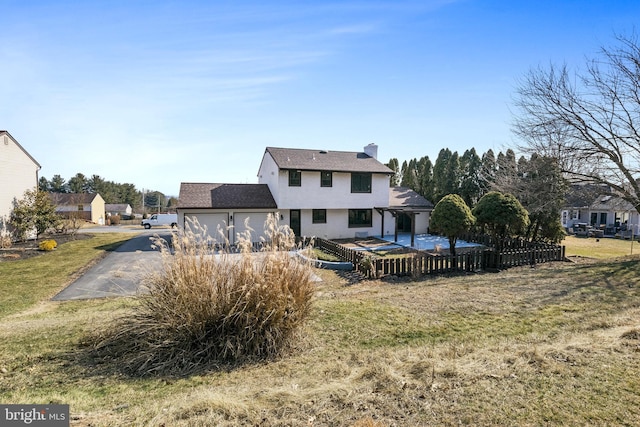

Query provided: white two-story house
[177,144,433,244]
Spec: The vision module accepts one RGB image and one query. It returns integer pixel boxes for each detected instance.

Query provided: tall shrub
[10,188,60,241]
[473,191,529,243]
[430,194,475,256]
[93,214,315,376]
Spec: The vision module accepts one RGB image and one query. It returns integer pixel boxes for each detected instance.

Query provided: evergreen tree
[416,156,434,201]
[386,158,400,186]
[68,173,88,193]
[401,158,418,190]
[432,148,461,202]
[432,148,452,202]
[459,148,483,206]
[480,149,497,193]
[473,191,529,243]
[430,194,475,256]
[38,177,50,192]
[49,174,68,193]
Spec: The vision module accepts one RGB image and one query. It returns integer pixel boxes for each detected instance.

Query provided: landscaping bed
[0,233,91,262]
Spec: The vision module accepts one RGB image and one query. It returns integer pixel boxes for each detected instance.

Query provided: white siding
[257,153,280,203]
[273,169,389,209]
[258,151,390,210]
[0,134,40,220]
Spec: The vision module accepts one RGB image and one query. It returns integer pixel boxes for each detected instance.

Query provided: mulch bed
[0,233,91,262]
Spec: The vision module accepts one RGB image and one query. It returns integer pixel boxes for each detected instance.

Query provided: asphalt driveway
[52,231,173,301]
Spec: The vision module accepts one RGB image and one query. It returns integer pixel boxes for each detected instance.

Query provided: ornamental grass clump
[92,214,315,376]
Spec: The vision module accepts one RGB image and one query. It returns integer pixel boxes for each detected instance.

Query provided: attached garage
[177,183,278,245]
[185,212,230,242]
[233,212,271,243]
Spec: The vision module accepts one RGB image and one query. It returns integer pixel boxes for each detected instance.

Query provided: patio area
[334,233,484,253]
[380,233,482,251]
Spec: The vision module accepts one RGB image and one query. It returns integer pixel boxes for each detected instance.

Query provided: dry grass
[86,215,315,376]
[1,248,640,425]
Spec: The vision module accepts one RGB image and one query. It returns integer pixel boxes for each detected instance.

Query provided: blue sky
[2,0,639,196]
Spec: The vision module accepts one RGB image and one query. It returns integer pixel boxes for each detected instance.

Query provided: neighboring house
[0,131,41,223]
[177,144,433,243]
[561,184,639,236]
[50,193,106,225]
[105,203,132,217]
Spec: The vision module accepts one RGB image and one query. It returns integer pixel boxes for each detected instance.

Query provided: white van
[141,213,178,229]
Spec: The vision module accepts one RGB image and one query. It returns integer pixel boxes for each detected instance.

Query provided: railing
[374,250,487,276]
[315,238,369,267]
[316,235,566,278]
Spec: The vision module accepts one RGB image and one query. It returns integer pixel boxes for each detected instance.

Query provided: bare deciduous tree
[513,33,640,213]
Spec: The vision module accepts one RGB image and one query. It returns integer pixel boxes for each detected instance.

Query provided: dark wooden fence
[315,238,368,266]
[315,236,566,278]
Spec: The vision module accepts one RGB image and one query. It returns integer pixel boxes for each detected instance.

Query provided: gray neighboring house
[0,131,41,223]
[177,183,278,244]
[561,184,639,236]
[105,204,133,217]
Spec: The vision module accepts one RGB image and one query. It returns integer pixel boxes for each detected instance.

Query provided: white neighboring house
[0,131,41,225]
[177,144,433,243]
[105,203,133,218]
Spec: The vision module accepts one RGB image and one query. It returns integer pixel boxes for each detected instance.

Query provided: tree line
[38,173,177,211]
[387,147,567,243]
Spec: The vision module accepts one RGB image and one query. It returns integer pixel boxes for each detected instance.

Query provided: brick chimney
[364,143,378,159]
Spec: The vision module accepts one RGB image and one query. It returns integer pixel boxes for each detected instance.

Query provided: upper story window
[351,173,372,193]
[321,171,332,187]
[288,170,301,187]
[77,205,84,211]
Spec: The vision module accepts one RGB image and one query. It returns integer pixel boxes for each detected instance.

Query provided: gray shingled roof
[564,184,610,208]
[49,193,100,205]
[178,183,277,209]
[264,147,393,174]
[590,194,634,211]
[105,204,131,211]
[388,187,434,209]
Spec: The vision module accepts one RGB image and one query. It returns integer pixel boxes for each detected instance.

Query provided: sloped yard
[0,236,639,425]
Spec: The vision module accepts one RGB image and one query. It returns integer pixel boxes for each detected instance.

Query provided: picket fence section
[315,236,566,278]
[315,238,368,266]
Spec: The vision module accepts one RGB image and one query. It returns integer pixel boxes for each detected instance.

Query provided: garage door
[233,212,271,243]
[185,213,230,243]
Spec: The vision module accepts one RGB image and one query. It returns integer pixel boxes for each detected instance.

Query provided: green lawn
[0,233,133,318]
